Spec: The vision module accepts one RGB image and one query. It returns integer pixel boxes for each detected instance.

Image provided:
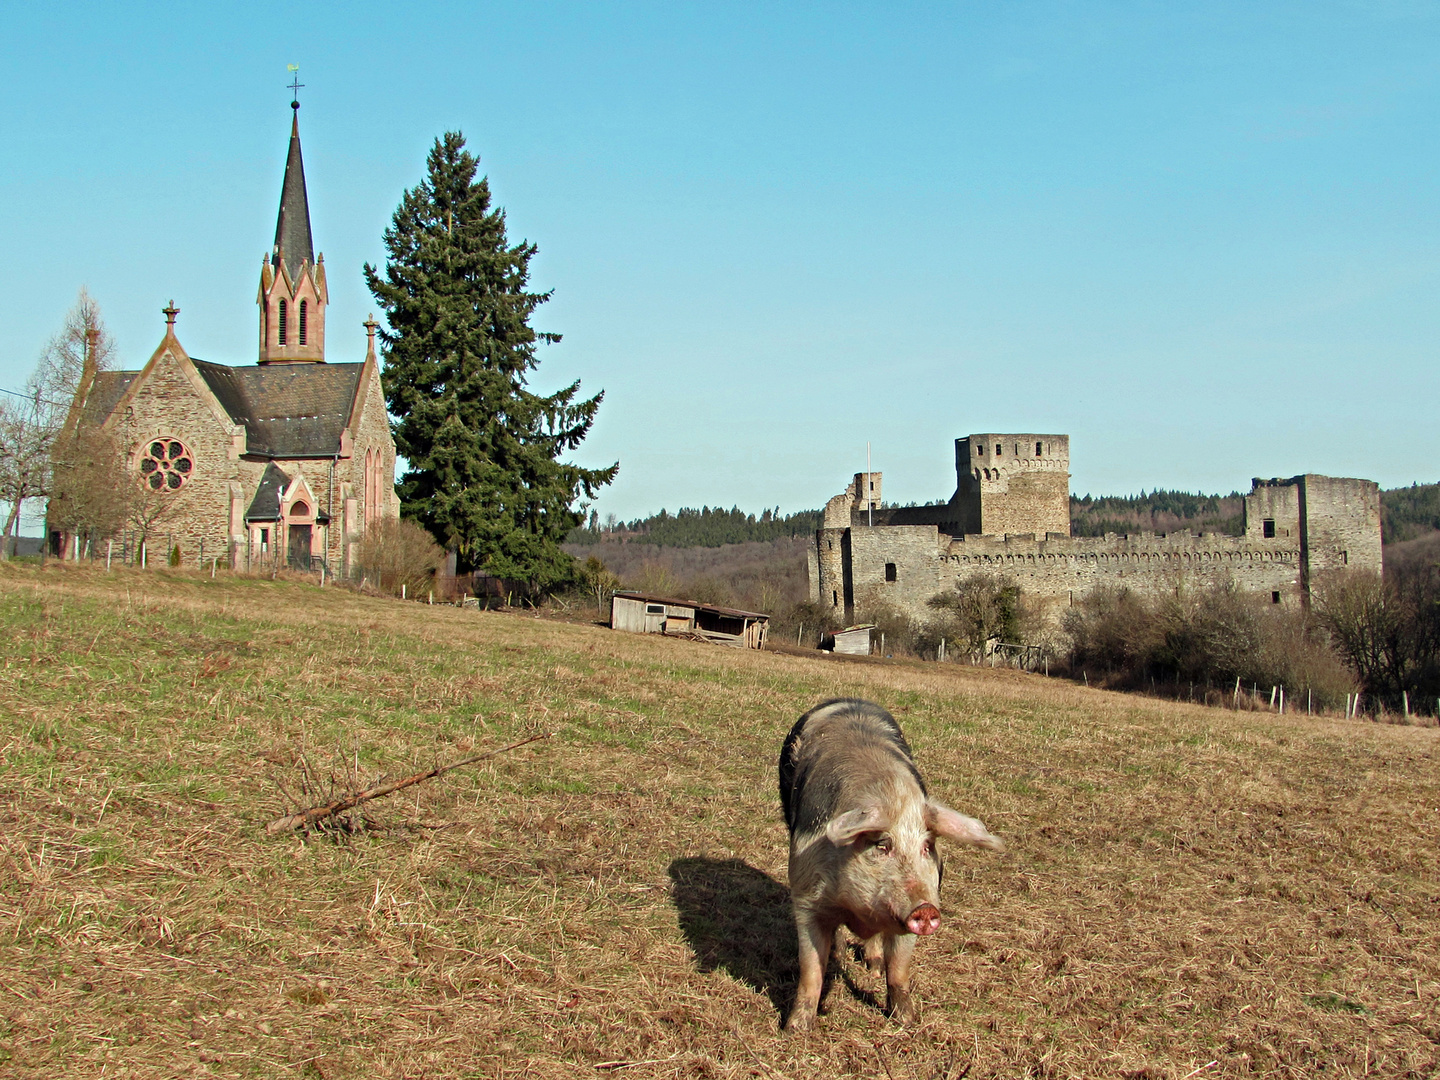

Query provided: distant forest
[1069,490,1245,537]
[568,482,1440,549]
[1382,483,1440,543]
[567,506,823,548]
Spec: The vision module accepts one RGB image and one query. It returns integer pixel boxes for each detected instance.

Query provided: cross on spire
[287,64,304,108]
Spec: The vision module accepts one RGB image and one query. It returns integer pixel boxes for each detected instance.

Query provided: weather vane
[287,64,304,108]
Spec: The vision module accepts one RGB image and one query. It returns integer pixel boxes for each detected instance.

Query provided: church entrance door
[288,525,312,570]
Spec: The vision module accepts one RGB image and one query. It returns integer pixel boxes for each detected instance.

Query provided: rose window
[139,438,194,491]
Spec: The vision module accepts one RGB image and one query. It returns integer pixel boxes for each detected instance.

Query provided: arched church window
[138,438,194,491]
[278,299,288,345]
[299,300,307,345]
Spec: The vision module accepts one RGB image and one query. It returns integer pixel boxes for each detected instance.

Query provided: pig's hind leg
[862,933,885,972]
[883,933,920,1024]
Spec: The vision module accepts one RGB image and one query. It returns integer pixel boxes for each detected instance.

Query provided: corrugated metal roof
[612,590,769,620]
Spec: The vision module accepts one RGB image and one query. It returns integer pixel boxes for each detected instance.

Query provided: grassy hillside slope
[2,565,1437,1078]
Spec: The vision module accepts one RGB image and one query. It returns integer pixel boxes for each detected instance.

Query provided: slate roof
[244,462,291,522]
[82,372,138,425]
[272,108,314,283]
[191,359,365,458]
[244,461,331,523]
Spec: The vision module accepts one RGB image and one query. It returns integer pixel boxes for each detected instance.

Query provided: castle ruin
[807,433,1382,626]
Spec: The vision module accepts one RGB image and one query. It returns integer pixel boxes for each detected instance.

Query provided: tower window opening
[995,443,1002,455]
[278,299,287,345]
[1342,550,1348,565]
[298,299,307,345]
[1271,591,1281,605]
[1263,518,1276,539]
[884,563,897,582]
[832,590,839,607]
[1036,441,1043,455]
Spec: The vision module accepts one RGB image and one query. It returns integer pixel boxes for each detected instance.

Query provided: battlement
[952,433,1070,536]
[808,432,1383,626]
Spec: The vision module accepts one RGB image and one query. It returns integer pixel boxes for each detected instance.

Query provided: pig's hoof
[886,994,918,1025]
[785,1010,817,1034]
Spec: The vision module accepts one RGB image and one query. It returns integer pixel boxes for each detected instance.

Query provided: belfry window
[278,299,288,345]
[299,300,307,345]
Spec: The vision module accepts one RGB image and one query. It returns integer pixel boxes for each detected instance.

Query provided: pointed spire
[272,103,314,283]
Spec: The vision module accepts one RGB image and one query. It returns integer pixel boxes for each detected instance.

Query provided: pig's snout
[906,903,941,936]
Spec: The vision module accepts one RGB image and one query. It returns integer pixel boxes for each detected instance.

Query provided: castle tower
[952,433,1070,536]
[257,101,327,364]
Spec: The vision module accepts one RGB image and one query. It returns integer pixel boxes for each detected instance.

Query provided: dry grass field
[2,563,1438,1079]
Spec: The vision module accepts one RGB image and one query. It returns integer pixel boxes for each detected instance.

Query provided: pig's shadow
[668,857,882,1023]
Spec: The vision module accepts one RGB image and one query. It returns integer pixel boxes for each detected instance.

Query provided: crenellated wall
[808,432,1382,628]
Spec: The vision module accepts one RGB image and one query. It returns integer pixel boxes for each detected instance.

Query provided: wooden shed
[610,591,770,649]
[826,624,875,656]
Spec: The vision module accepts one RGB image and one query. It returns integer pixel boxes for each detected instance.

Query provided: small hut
[610,591,770,649]
[825,624,875,656]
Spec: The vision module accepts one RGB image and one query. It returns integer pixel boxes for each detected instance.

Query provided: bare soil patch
[2,563,1437,1078]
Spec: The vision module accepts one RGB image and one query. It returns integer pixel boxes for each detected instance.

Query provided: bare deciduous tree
[0,290,115,556]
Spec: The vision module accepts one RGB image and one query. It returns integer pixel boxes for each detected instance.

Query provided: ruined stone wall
[840,523,1302,626]
[1244,480,1301,540]
[810,528,851,617]
[953,433,1070,536]
[801,437,1381,634]
[1298,474,1382,581]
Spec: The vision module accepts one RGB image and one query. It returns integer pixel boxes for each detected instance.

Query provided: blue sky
[4,2,1438,528]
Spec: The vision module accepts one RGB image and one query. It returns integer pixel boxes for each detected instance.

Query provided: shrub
[356,518,444,598]
[577,555,621,614]
[1064,582,1356,709]
[927,573,1039,660]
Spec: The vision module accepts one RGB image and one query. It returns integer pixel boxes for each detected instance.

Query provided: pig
[778,698,1003,1031]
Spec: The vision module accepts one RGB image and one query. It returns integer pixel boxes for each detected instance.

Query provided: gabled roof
[82,371,138,425]
[191,359,364,457]
[272,108,314,283]
[245,462,292,522]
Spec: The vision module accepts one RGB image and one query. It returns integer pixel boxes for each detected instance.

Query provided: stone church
[52,103,399,571]
[809,432,1383,627]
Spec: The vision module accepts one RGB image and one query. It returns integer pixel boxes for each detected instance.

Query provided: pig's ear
[926,801,1005,852]
[825,806,889,846]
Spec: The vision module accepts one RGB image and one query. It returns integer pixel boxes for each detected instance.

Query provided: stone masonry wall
[109,348,254,565]
[1298,474,1382,582]
[805,433,1380,633]
[844,523,1302,625]
[953,433,1070,536]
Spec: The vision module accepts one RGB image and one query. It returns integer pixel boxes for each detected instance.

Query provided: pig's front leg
[884,932,919,1024]
[787,914,834,1032]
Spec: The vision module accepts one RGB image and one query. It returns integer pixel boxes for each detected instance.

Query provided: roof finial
[287,64,304,110]
[163,300,179,329]
[364,314,379,353]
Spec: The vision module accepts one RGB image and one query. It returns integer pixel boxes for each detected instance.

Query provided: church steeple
[258,99,327,364]
[272,104,315,283]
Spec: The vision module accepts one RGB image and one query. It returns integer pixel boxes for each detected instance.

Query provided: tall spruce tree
[365,133,616,588]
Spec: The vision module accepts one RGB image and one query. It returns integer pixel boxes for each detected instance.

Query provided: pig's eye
[922,838,935,858]
[874,837,894,855]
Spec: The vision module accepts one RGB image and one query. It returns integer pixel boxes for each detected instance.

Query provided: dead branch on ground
[265,731,552,835]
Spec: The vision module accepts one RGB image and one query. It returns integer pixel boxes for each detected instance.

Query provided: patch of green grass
[1303,992,1368,1014]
